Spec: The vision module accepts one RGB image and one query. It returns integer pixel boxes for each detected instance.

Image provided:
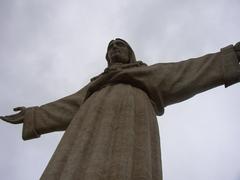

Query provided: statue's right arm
[1,83,90,140]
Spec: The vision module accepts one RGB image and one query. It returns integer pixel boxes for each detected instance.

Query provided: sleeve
[22,83,90,140]
[148,44,240,107]
[90,45,239,116]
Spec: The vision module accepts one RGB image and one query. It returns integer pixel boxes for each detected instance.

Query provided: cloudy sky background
[0,0,240,179]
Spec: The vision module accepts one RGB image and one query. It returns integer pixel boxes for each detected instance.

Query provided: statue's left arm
[147,43,240,108]
[111,43,239,115]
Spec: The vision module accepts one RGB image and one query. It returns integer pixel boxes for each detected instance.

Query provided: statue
[1,38,240,180]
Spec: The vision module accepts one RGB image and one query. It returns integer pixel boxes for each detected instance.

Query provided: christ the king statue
[1,38,240,180]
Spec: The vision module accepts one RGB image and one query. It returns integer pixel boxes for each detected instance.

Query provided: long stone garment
[22,45,240,180]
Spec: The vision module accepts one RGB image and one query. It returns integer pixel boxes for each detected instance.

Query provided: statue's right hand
[0,106,26,124]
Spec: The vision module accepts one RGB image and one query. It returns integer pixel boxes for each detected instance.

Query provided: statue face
[107,39,130,64]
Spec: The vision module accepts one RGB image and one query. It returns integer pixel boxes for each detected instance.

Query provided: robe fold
[22,45,240,180]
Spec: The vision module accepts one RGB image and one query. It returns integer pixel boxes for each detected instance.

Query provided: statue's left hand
[234,42,240,63]
[0,107,26,124]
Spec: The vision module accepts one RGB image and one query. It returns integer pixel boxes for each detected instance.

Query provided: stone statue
[1,38,240,180]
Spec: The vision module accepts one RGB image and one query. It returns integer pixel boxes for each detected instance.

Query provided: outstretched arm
[109,43,240,115]
[1,83,90,140]
[149,43,240,107]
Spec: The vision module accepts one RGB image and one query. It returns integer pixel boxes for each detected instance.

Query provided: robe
[22,45,240,180]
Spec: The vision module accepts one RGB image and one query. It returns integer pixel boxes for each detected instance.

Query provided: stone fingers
[0,113,24,124]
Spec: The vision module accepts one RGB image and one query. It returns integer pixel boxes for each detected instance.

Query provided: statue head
[106,38,136,66]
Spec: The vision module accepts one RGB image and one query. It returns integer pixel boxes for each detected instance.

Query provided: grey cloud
[0,0,240,180]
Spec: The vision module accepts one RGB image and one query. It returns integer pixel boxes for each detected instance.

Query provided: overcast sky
[0,0,240,180]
